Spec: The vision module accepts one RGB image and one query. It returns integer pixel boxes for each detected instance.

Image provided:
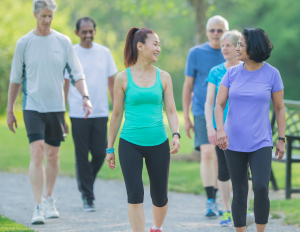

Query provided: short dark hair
[76,17,96,31]
[242,28,273,63]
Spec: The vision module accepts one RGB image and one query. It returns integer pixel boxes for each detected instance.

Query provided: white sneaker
[43,196,59,219]
[31,204,45,224]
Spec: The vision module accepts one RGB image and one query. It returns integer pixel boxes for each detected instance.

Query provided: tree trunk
[188,0,207,45]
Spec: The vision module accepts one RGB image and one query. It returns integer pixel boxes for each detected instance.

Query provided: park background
[0,0,300,230]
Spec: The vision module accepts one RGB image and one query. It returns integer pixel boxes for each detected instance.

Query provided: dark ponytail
[124,27,155,68]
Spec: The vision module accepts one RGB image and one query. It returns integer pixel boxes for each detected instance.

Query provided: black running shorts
[23,110,65,144]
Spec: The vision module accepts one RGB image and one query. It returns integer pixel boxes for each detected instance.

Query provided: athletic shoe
[31,204,45,224]
[219,211,233,227]
[43,196,59,218]
[149,226,162,232]
[83,199,95,212]
[214,201,223,216]
[246,210,255,227]
[205,198,218,219]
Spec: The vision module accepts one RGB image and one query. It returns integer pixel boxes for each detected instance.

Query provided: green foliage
[0,215,34,232]
[0,0,299,113]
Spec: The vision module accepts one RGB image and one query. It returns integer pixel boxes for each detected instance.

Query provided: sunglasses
[209,29,224,34]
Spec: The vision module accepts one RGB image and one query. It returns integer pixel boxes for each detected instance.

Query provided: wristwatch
[83,95,90,100]
[278,137,286,143]
[172,132,181,139]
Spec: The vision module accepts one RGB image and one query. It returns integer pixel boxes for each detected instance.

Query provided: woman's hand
[106,153,116,170]
[217,129,229,150]
[170,135,180,154]
[275,140,285,161]
[207,125,217,146]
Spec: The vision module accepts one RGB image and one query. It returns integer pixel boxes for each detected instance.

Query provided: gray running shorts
[23,110,65,143]
[194,115,210,148]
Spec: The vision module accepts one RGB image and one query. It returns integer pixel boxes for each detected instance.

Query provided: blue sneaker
[220,211,233,227]
[205,198,218,219]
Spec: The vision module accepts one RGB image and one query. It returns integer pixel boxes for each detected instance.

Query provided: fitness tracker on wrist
[83,95,90,100]
[172,132,181,139]
[278,137,286,143]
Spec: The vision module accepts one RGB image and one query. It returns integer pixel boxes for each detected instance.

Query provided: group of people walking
[6,0,286,232]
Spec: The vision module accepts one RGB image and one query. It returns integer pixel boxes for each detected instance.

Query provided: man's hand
[82,97,92,119]
[7,111,18,133]
[184,117,194,139]
[65,122,69,134]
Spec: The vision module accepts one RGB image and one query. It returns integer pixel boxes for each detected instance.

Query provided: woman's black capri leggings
[118,138,170,207]
[215,146,252,182]
[224,147,272,227]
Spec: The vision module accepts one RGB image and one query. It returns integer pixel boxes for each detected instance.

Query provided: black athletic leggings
[224,147,272,227]
[215,146,252,182]
[118,138,170,207]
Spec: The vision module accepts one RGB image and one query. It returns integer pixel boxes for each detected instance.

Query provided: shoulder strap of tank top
[155,67,163,93]
[126,67,132,87]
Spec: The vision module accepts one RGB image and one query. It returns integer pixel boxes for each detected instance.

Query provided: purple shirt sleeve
[271,69,284,93]
[220,70,230,88]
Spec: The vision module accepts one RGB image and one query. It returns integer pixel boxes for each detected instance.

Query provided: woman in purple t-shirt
[215,28,286,232]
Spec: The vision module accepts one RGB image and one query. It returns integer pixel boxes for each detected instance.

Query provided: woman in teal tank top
[106,27,180,232]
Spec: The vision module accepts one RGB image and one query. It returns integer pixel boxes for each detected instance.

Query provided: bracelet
[106,148,115,153]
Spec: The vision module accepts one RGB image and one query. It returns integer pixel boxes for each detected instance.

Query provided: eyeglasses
[236,42,246,48]
[209,29,224,34]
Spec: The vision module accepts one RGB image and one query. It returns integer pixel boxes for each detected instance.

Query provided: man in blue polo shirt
[182,15,229,218]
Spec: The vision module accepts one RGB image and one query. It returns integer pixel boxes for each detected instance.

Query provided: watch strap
[172,132,181,139]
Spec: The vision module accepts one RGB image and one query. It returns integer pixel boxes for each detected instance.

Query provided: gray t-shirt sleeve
[10,40,25,84]
[65,38,85,85]
[107,50,118,77]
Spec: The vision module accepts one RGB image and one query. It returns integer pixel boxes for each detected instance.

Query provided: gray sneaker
[83,199,95,212]
[31,204,45,224]
[43,196,59,219]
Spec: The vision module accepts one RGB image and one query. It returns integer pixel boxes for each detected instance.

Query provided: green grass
[248,198,300,226]
[1,110,300,226]
[0,215,34,232]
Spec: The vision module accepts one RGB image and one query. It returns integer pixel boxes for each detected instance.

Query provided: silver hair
[220,30,241,46]
[206,15,229,31]
[33,0,57,13]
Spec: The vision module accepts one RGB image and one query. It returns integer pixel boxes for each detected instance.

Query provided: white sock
[152,224,162,230]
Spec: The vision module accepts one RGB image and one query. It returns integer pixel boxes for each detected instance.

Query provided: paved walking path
[0,173,299,232]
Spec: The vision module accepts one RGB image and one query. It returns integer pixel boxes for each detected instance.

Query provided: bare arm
[215,85,229,150]
[106,72,126,170]
[7,83,21,133]
[204,83,217,145]
[74,79,92,119]
[108,75,115,105]
[182,75,194,138]
[64,79,70,106]
[64,78,70,134]
[161,71,180,154]
[272,89,286,161]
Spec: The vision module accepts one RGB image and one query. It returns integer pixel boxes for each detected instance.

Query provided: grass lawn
[1,110,300,226]
[0,215,34,232]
